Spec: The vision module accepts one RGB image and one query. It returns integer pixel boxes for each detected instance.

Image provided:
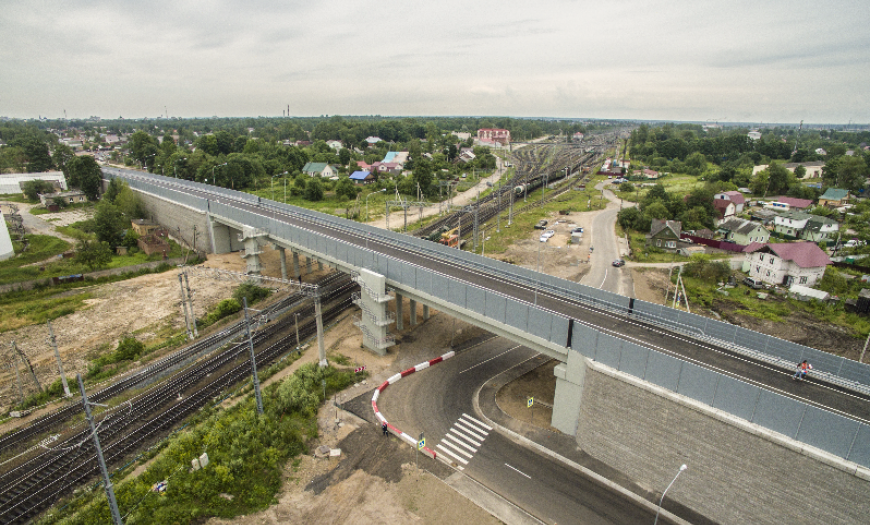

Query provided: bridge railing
[573,321,870,470]
[106,168,870,391]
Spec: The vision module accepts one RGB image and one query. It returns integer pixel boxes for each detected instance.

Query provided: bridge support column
[318,260,323,271]
[351,269,395,355]
[423,305,430,320]
[551,350,589,435]
[409,299,417,326]
[240,227,268,276]
[292,251,301,280]
[395,293,404,331]
[314,297,327,367]
[208,217,233,254]
[306,256,312,273]
[276,245,287,281]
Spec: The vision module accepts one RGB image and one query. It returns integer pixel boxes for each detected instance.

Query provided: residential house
[326,140,343,150]
[815,148,827,156]
[356,161,372,171]
[749,208,778,226]
[818,188,850,207]
[302,162,336,178]
[802,215,839,242]
[131,218,160,237]
[364,136,383,145]
[349,171,373,184]
[718,218,770,245]
[743,242,830,287]
[646,219,683,251]
[457,150,476,163]
[773,210,812,238]
[714,191,746,214]
[572,132,585,141]
[747,131,762,141]
[370,162,402,175]
[783,161,825,179]
[712,199,736,225]
[476,128,510,145]
[769,196,813,211]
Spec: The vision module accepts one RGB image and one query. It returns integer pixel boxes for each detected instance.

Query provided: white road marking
[454,422,487,441]
[445,432,478,453]
[441,439,474,458]
[598,268,608,289]
[437,444,469,465]
[460,345,522,374]
[448,428,482,448]
[504,463,531,479]
[461,413,493,431]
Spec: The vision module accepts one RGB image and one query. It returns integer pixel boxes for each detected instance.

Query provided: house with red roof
[742,242,831,287]
[714,191,746,213]
[769,196,813,210]
[476,128,511,145]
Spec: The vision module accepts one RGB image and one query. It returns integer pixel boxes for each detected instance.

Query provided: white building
[0,209,14,261]
[743,242,831,287]
[0,171,67,195]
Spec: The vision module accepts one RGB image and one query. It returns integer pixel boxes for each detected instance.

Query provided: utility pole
[184,272,198,338]
[178,274,193,340]
[11,341,42,393]
[47,321,71,397]
[77,375,123,525]
[314,295,327,368]
[13,359,23,402]
[295,313,300,349]
[242,297,264,415]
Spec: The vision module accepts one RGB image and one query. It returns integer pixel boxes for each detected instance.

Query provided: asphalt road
[106,169,870,424]
[378,338,660,525]
[580,181,634,297]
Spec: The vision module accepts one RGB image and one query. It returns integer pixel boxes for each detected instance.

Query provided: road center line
[460,345,522,374]
[504,463,531,479]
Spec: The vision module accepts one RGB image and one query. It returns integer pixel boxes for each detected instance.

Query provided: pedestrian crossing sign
[527,397,534,408]
[417,438,425,449]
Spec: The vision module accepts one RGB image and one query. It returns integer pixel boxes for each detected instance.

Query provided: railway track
[0,279,329,457]
[0,273,356,524]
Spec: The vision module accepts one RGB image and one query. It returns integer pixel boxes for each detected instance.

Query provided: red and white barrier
[371,350,456,461]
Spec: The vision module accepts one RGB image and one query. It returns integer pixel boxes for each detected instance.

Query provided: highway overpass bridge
[103,168,870,507]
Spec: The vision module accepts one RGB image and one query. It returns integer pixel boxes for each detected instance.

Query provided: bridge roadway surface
[118,172,870,425]
[376,337,665,525]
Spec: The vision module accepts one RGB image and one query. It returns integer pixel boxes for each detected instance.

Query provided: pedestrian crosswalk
[435,413,492,470]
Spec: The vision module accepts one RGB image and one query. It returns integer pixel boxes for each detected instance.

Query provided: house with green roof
[302,162,336,178]
[818,188,850,207]
[801,215,839,242]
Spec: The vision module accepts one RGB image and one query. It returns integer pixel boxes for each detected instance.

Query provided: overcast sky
[2,0,868,124]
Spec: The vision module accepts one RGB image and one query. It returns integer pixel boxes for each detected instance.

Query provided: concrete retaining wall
[135,188,212,253]
[575,364,870,524]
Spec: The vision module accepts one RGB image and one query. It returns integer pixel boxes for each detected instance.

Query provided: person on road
[793,360,811,381]
[382,421,389,436]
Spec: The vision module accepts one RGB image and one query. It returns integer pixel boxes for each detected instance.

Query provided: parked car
[743,277,764,289]
[571,227,584,234]
[540,230,555,242]
[612,259,625,267]
[534,219,549,230]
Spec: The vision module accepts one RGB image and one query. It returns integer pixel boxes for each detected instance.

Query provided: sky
[1,0,868,124]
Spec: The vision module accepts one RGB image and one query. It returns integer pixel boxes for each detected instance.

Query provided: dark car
[612,259,625,267]
[534,219,549,230]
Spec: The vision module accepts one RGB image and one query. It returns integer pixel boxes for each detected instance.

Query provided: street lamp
[212,162,227,186]
[366,188,386,222]
[654,464,687,525]
[281,171,289,202]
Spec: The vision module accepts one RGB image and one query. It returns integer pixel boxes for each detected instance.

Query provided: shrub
[232,283,271,308]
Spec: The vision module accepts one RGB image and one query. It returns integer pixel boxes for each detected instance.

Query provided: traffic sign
[417,437,425,450]
[527,397,534,408]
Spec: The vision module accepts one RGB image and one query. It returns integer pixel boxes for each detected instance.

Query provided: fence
[572,321,870,469]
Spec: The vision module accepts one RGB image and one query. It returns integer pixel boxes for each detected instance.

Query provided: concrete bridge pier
[292,251,301,280]
[409,299,417,326]
[240,227,268,276]
[275,245,287,280]
[551,349,588,435]
[351,269,395,355]
[306,256,312,273]
[395,293,404,331]
[423,305,430,320]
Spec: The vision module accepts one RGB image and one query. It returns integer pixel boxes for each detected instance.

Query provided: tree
[114,184,147,219]
[51,144,75,178]
[833,156,868,192]
[338,148,351,166]
[75,239,113,270]
[23,138,53,172]
[617,207,641,231]
[129,130,159,166]
[334,177,358,201]
[67,156,102,200]
[304,178,324,201]
[766,162,792,195]
[21,179,55,201]
[412,159,434,195]
[93,200,128,249]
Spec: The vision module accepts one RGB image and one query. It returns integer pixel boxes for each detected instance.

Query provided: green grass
[39,363,359,525]
[0,193,29,203]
